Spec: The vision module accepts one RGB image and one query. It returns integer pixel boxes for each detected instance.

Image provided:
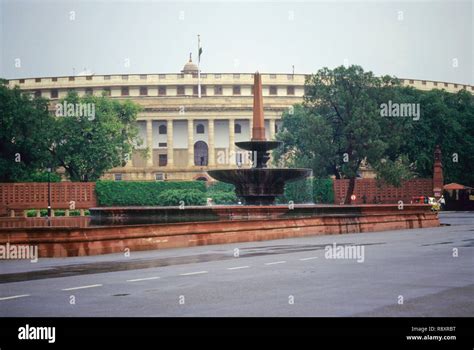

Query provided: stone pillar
[208,119,215,167]
[187,119,194,167]
[167,119,174,167]
[228,119,235,166]
[433,145,443,198]
[146,119,153,167]
[269,119,276,140]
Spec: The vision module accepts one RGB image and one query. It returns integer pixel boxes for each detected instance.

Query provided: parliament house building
[7,58,473,181]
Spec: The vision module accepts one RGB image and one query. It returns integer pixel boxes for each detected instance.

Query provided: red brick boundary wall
[0,204,439,257]
[0,183,97,217]
[333,179,433,204]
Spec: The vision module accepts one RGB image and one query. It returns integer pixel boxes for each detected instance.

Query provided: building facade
[8,58,474,181]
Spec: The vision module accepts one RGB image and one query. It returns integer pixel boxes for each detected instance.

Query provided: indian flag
[198,35,203,63]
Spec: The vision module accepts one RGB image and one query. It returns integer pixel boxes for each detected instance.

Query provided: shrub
[156,189,207,206]
[208,191,237,205]
[95,181,207,206]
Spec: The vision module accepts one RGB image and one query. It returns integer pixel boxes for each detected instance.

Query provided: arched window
[194,141,208,166]
[235,123,242,134]
[196,124,205,134]
[159,124,167,134]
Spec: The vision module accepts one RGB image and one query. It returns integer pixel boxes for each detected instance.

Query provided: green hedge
[208,191,238,205]
[95,181,207,206]
[156,189,207,206]
[94,179,333,206]
[26,209,88,217]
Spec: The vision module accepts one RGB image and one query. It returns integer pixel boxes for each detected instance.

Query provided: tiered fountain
[208,73,312,205]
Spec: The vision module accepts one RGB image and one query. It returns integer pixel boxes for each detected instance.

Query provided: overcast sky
[1,0,472,84]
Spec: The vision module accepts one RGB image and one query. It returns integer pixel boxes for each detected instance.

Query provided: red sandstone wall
[333,179,434,204]
[0,182,97,216]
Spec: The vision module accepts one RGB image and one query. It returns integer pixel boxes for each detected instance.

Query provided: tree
[301,65,411,203]
[0,81,55,182]
[402,89,474,186]
[274,104,335,178]
[49,92,144,181]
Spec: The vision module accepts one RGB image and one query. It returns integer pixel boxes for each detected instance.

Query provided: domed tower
[181,53,198,74]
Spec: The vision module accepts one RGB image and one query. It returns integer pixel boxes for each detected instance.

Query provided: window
[201,74,207,79]
[159,74,166,79]
[178,74,184,79]
[104,75,111,80]
[86,76,93,81]
[159,125,167,134]
[122,75,128,80]
[433,82,438,86]
[121,87,129,96]
[52,77,58,82]
[214,86,223,95]
[269,86,277,95]
[287,74,294,80]
[454,84,458,88]
[155,173,165,181]
[19,79,25,84]
[251,86,254,95]
[192,73,198,79]
[233,86,241,95]
[140,74,147,80]
[35,78,41,83]
[409,80,414,84]
[444,83,448,87]
[69,76,75,81]
[103,87,111,96]
[158,154,167,166]
[196,124,205,134]
[51,89,58,98]
[158,142,167,147]
[177,86,185,95]
[114,173,122,181]
[270,74,276,79]
[139,86,148,96]
[34,90,41,98]
[287,86,295,95]
[422,80,426,85]
[193,85,207,95]
[85,88,93,95]
[158,86,167,96]
[235,123,242,134]
[233,74,240,79]
[275,123,279,134]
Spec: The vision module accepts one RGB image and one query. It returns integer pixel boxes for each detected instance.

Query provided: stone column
[208,119,215,167]
[146,119,153,167]
[228,119,235,166]
[187,119,194,167]
[167,119,174,167]
[433,145,443,198]
[269,119,276,140]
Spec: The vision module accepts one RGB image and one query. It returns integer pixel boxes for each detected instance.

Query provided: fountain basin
[208,168,313,205]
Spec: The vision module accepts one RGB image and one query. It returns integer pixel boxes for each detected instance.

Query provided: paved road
[1,212,473,316]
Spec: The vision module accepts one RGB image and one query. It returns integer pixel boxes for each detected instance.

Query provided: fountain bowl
[208,168,313,205]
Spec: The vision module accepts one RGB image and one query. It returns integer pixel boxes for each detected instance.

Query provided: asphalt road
[0,211,473,317]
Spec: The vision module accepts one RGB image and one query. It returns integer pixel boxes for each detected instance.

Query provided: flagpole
[198,34,201,98]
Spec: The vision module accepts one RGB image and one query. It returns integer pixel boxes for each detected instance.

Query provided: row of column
[141,118,277,168]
